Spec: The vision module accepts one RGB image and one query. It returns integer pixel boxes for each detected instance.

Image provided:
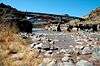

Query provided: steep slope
[89,7,100,21]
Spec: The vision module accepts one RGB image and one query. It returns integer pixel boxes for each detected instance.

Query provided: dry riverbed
[21,29,100,66]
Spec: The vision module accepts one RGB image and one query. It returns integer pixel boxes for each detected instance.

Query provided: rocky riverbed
[20,29,100,66]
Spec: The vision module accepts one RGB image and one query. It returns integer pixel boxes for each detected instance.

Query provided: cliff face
[89,7,100,21]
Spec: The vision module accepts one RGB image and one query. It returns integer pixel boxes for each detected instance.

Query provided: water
[32,28,63,35]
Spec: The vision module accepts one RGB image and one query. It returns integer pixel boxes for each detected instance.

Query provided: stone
[10,53,23,61]
[63,61,75,66]
[57,62,64,66]
[76,60,93,66]
[47,60,57,66]
[39,63,46,66]
[30,42,37,48]
[72,27,78,32]
[92,47,100,60]
[60,49,66,53]
[62,56,69,62]
[43,58,52,63]
[34,43,43,49]
[44,50,53,56]
[75,45,84,49]
[81,46,92,54]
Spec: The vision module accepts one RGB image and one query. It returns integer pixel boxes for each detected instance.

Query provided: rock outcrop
[89,7,100,21]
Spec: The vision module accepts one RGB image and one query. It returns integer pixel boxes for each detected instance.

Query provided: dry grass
[0,21,43,66]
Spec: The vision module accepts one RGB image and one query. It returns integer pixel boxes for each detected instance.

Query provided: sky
[0,0,100,17]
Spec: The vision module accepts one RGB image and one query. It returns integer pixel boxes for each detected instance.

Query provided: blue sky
[0,0,100,17]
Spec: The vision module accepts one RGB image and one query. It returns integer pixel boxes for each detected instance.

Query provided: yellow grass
[0,22,43,66]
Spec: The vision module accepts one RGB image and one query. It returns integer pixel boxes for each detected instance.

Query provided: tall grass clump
[0,20,43,66]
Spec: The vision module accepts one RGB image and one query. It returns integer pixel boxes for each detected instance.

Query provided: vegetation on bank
[0,20,43,66]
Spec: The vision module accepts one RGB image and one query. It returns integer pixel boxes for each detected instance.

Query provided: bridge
[17,11,85,24]
[0,3,85,24]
